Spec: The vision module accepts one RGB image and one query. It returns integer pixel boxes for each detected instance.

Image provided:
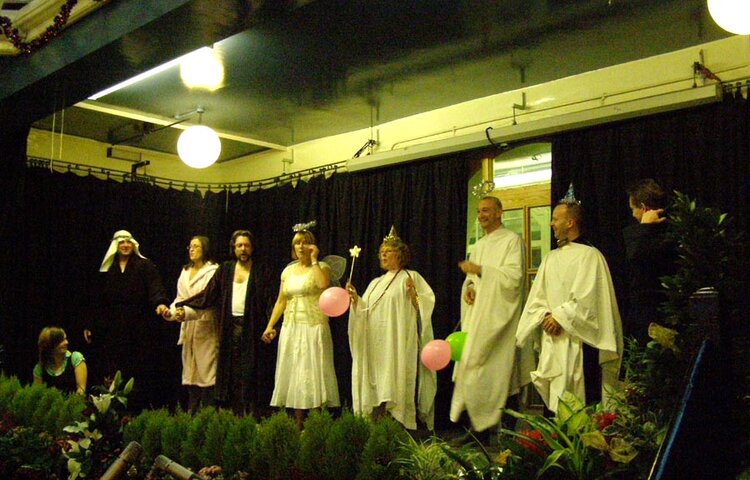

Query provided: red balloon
[319,286,350,317]
[421,339,452,371]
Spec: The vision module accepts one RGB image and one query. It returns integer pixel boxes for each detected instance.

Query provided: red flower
[120,416,130,425]
[593,412,617,431]
[515,430,549,457]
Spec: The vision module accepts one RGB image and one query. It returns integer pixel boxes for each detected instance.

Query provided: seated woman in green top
[33,326,87,395]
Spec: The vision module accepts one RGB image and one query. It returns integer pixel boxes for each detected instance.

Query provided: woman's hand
[262,327,277,344]
[346,282,358,307]
[406,278,418,308]
[307,244,320,262]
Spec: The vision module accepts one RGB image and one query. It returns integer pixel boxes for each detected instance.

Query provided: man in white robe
[348,227,437,430]
[516,202,623,413]
[450,196,533,432]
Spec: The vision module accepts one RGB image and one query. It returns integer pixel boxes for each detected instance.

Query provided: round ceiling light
[707,0,750,34]
[177,125,221,169]
[180,47,225,91]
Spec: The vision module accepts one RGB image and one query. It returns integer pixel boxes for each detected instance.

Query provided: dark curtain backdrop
[551,94,750,299]
[0,148,472,426]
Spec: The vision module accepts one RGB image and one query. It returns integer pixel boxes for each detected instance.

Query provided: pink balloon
[319,286,350,317]
[421,339,452,371]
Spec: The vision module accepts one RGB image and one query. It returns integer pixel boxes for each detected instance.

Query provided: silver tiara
[292,220,317,232]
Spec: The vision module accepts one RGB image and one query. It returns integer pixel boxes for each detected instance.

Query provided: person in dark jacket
[84,230,169,410]
[622,179,677,344]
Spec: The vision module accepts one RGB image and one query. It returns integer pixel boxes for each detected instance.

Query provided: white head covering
[99,230,147,272]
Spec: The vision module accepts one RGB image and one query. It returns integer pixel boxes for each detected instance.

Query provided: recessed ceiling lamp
[180,47,225,91]
[707,0,750,34]
[176,107,221,169]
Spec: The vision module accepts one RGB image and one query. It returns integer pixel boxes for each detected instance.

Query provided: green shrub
[161,408,191,462]
[257,411,301,480]
[181,406,217,469]
[56,393,86,432]
[9,383,47,426]
[140,408,171,461]
[0,426,65,478]
[0,375,22,416]
[122,409,151,445]
[357,415,410,480]
[199,408,235,468]
[30,387,64,432]
[222,414,258,476]
[324,410,370,480]
[298,409,335,479]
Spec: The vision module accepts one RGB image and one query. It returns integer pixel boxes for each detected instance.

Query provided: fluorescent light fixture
[88,46,221,100]
[494,169,551,188]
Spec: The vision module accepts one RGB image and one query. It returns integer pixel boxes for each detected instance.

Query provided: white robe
[348,269,436,430]
[450,226,533,432]
[516,241,623,412]
[170,262,219,387]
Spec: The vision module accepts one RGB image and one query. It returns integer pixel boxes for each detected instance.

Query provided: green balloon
[446,331,467,362]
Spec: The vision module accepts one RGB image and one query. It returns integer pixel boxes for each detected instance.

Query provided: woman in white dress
[262,226,340,428]
[164,235,219,413]
[346,226,436,431]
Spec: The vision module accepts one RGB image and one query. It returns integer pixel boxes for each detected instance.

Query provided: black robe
[622,222,677,343]
[88,254,170,410]
[177,260,276,415]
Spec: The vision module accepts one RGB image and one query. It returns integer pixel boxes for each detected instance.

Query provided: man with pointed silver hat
[517,188,623,413]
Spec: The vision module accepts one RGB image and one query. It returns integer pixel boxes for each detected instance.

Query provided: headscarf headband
[99,230,147,272]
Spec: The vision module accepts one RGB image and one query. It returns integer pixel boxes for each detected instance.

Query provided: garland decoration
[0,0,107,56]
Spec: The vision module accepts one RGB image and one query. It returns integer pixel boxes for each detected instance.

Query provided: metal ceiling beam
[77,100,287,151]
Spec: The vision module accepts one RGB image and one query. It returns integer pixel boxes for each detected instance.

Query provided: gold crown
[383,225,401,243]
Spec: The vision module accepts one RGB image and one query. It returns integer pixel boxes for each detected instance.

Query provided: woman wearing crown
[347,226,436,431]
[262,222,340,428]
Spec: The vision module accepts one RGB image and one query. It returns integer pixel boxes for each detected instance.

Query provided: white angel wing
[322,255,347,286]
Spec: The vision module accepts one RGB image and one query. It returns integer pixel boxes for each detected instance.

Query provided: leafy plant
[62,371,134,479]
[0,426,66,479]
[391,435,460,480]
[660,191,742,330]
[498,392,636,479]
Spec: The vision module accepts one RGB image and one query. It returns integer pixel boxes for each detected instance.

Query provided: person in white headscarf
[85,230,170,411]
